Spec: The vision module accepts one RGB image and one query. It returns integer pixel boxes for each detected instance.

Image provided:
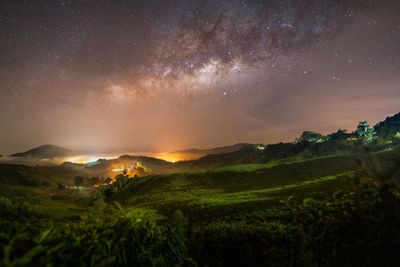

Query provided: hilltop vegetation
[375,112,400,142]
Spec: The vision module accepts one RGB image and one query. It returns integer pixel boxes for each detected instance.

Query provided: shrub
[1,203,192,267]
[287,158,400,266]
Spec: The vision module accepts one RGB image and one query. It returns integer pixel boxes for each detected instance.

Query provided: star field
[0,0,400,154]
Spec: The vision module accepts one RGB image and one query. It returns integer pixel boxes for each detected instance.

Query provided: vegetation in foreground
[1,149,400,266]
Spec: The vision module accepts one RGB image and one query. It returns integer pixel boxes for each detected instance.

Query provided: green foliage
[260,137,369,162]
[190,221,298,267]
[0,197,47,266]
[356,121,377,143]
[0,197,36,221]
[295,131,324,143]
[0,199,191,267]
[327,128,349,141]
[287,157,400,266]
[2,149,400,266]
[374,112,400,141]
[114,173,130,188]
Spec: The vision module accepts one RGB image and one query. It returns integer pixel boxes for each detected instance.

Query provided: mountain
[11,144,76,159]
[61,146,259,176]
[172,143,255,160]
[174,145,260,171]
[61,155,174,178]
[98,155,172,172]
[374,112,400,140]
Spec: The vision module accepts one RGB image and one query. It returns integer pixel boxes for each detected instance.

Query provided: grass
[107,149,400,226]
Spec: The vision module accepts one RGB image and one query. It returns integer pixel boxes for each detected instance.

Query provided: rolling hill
[82,155,173,177]
[3,111,400,185]
[10,144,77,159]
[171,143,256,159]
[107,147,400,224]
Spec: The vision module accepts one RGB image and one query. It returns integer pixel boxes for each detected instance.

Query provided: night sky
[1,0,400,154]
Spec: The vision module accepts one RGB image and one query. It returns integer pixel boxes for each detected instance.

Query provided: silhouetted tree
[327,129,349,141]
[296,131,324,143]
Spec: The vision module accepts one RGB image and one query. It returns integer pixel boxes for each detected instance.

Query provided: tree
[73,176,85,188]
[295,131,323,143]
[373,112,400,140]
[393,132,400,145]
[327,129,349,141]
[356,121,376,143]
[115,173,129,188]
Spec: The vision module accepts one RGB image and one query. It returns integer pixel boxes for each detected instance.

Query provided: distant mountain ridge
[171,143,255,160]
[8,111,400,167]
[11,144,76,159]
[174,145,259,170]
[9,143,253,162]
[3,111,400,180]
[174,143,254,154]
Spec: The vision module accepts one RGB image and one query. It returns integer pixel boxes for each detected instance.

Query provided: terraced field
[1,149,398,224]
[111,149,400,225]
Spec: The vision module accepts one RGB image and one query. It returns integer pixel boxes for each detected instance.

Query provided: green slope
[110,149,400,224]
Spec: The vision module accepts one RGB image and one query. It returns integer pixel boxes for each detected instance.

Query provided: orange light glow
[150,152,201,162]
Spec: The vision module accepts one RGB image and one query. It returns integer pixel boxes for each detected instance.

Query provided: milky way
[1,0,400,154]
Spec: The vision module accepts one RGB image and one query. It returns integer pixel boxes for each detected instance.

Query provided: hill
[10,144,76,159]
[60,145,259,176]
[173,145,260,171]
[81,155,173,177]
[0,163,90,187]
[107,148,400,224]
[172,143,255,159]
[374,111,400,140]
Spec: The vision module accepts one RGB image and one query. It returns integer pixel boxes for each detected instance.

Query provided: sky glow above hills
[1,0,400,154]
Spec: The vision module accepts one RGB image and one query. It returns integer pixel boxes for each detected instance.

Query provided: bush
[190,221,298,267]
[287,158,400,266]
[0,202,192,267]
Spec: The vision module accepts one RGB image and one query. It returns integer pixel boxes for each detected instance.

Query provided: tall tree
[356,121,376,143]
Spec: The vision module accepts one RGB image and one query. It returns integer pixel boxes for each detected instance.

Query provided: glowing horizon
[1,1,399,155]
